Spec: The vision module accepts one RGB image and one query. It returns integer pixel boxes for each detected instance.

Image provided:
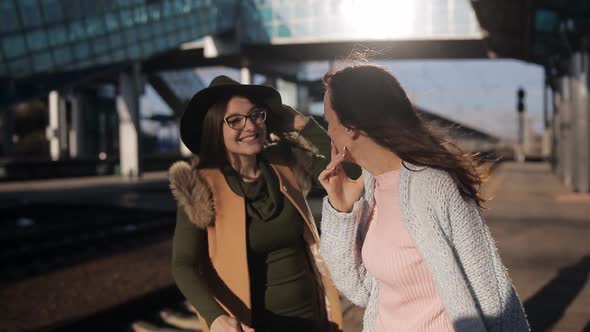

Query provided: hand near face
[269,104,309,133]
[318,142,365,213]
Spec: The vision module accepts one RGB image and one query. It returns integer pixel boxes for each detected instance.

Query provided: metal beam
[242,38,488,62]
[147,74,186,117]
[144,38,488,73]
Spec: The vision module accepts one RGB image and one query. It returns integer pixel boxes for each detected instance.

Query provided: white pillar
[240,67,251,84]
[68,94,83,159]
[47,91,67,161]
[117,65,143,179]
[571,52,589,193]
[559,76,573,187]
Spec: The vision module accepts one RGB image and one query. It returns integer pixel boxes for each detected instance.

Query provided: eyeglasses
[223,109,267,130]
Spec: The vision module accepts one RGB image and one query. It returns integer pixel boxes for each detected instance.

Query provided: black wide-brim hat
[180,75,282,154]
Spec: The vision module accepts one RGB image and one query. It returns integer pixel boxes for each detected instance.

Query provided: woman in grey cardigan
[317,64,529,332]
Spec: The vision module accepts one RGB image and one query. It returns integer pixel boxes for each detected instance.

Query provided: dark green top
[172,118,332,329]
[228,159,322,331]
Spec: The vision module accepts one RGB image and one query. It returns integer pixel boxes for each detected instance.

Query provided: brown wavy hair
[196,98,230,169]
[323,64,489,208]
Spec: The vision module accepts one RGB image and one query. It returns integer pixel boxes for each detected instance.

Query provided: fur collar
[169,134,319,229]
[168,157,214,229]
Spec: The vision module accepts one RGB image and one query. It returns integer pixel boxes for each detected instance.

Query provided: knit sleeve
[436,175,530,332]
[172,206,227,328]
[319,196,376,307]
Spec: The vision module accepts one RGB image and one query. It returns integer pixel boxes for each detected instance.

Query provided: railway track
[0,203,175,284]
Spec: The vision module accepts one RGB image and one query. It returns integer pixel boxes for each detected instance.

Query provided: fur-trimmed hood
[169,135,320,229]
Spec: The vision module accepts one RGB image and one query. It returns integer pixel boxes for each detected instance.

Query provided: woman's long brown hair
[196,98,231,169]
[324,64,490,208]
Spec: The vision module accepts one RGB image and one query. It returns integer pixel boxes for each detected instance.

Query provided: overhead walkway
[1,0,486,105]
[0,0,493,182]
[2,0,589,191]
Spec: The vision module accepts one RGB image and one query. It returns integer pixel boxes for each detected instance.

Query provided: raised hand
[268,104,309,133]
[318,143,364,213]
[210,314,255,332]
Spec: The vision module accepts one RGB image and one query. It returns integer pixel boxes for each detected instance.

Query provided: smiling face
[222,96,267,160]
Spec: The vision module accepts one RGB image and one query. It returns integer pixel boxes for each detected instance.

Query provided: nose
[243,116,258,130]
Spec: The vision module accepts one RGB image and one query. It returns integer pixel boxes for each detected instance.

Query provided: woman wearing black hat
[169,76,343,332]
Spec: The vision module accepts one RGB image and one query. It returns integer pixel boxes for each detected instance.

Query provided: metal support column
[571,52,589,192]
[557,76,573,187]
[68,93,83,159]
[47,90,67,161]
[117,64,143,179]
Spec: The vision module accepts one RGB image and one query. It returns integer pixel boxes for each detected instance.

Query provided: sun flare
[340,0,416,39]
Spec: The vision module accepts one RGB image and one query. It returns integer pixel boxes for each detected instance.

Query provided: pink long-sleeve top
[361,168,455,332]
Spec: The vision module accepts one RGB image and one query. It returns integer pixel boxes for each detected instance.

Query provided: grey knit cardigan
[320,165,529,332]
